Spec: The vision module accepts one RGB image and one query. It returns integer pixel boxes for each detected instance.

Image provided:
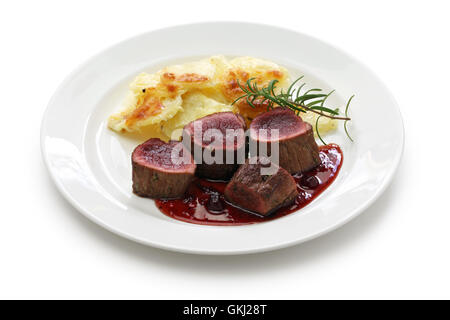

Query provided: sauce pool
[156,144,343,226]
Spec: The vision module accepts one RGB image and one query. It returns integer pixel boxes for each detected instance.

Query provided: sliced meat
[249,108,321,174]
[224,157,298,216]
[132,138,196,199]
[183,112,246,181]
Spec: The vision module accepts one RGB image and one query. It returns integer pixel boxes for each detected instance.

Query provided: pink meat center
[250,109,305,141]
[135,140,193,171]
[188,114,245,149]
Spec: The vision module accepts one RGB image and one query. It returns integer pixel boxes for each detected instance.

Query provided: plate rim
[40,21,405,255]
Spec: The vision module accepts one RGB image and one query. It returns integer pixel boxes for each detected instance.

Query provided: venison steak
[183,112,246,181]
[224,157,298,216]
[132,138,196,199]
[249,108,321,174]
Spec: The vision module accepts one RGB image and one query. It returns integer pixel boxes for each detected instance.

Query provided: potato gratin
[108,55,336,140]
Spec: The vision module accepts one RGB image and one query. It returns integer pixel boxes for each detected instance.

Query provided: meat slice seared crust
[224,157,298,216]
[250,108,321,174]
[183,112,246,181]
[132,138,196,199]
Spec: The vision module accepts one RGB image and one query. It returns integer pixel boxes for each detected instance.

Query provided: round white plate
[41,22,404,255]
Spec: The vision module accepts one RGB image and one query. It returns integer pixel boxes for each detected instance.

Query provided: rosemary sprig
[231,76,354,143]
[315,116,326,145]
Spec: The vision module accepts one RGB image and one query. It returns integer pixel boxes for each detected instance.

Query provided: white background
[1,0,449,299]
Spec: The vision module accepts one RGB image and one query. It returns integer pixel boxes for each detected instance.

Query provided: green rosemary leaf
[309,106,340,115]
[294,83,306,101]
[344,95,355,141]
[345,95,354,117]
[231,93,248,105]
[269,80,279,96]
[252,81,259,93]
[287,76,304,96]
[246,78,257,93]
[305,99,325,107]
[297,83,306,93]
[344,120,354,142]
[304,88,322,95]
[236,79,248,93]
[321,90,335,107]
[246,95,256,108]
[295,93,328,102]
[315,116,327,145]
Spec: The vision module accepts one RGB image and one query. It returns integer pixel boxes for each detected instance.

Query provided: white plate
[41,22,404,255]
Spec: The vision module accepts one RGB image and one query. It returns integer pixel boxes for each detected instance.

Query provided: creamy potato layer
[108,56,336,140]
